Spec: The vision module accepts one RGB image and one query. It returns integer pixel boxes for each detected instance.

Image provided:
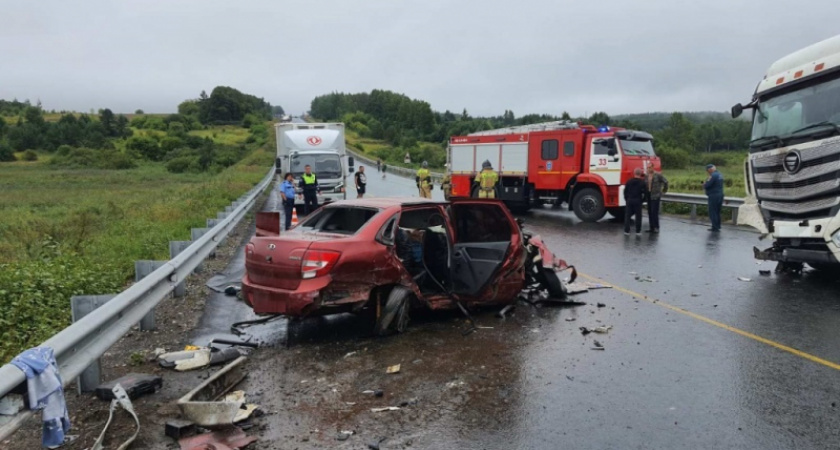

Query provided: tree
[588,111,611,126]
[99,108,116,137]
[272,105,285,116]
[561,111,572,120]
[134,109,144,115]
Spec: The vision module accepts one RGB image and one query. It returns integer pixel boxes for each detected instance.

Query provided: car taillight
[245,243,255,256]
[301,250,341,279]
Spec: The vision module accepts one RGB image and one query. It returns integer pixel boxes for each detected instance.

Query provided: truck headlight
[832,229,840,248]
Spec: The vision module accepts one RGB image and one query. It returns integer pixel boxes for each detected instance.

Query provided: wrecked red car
[242,197,570,334]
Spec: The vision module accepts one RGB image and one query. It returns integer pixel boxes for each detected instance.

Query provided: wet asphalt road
[193,168,840,450]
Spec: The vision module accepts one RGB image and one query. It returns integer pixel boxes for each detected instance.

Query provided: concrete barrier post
[71,294,116,393]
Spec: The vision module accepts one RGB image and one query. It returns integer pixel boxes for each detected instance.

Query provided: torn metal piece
[738,276,752,282]
[91,384,140,450]
[178,357,248,427]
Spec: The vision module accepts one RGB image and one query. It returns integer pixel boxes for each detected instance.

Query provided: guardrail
[661,192,745,223]
[0,167,276,440]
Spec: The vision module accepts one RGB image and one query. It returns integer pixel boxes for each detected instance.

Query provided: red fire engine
[448,121,661,221]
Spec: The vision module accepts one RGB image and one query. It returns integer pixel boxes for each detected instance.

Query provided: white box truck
[732,34,840,272]
[275,122,350,212]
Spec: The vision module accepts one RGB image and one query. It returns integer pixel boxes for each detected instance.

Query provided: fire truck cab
[448,121,661,221]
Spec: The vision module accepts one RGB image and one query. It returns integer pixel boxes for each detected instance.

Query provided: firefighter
[416,161,432,199]
[299,164,320,215]
[441,164,452,201]
[474,160,499,198]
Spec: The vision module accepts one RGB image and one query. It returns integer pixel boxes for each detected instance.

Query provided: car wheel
[572,187,606,222]
[376,286,411,336]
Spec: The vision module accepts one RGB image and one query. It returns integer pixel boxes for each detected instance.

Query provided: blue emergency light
[598,126,610,132]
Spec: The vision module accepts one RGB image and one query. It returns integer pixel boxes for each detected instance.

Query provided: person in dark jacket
[624,168,648,235]
[298,164,320,215]
[703,164,724,232]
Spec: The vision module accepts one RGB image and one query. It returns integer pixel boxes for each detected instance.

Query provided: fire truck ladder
[467,120,580,136]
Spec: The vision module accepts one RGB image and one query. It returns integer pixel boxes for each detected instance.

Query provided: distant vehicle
[732,34,840,271]
[448,121,661,220]
[280,114,292,122]
[275,122,350,213]
[241,197,574,334]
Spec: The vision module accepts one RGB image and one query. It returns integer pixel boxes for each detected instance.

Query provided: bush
[22,150,38,161]
[0,142,15,162]
[56,144,73,156]
[160,137,184,154]
[656,145,691,170]
[166,156,198,173]
[126,136,163,161]
[50,147,137,170]
[134,109,144,115]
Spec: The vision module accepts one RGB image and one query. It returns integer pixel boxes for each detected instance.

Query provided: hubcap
[580,197,597,215]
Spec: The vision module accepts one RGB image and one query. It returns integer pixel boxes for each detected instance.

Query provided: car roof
[324,197,445,209]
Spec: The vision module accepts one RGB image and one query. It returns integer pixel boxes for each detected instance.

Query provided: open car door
[447,200,513,296]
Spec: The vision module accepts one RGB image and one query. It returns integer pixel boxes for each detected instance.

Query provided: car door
[446,200,513,296]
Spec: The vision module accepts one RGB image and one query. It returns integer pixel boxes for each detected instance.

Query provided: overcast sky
[2,1,839,117]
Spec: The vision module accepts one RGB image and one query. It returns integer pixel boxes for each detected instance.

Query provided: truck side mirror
[731,103,744,119]
[607,148,617,157]
[348,156,355,167]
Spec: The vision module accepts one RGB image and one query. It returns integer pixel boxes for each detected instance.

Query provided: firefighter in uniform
[299,164,320,214]
[416,161,433,199]
[474,160,499,198]
[441,164,452,201]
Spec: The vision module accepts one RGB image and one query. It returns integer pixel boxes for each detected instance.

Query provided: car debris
[371,406,401,412]
[579,327,592,336]
[91,384,139,450]
[224,285,241,296]
[386,364,401,374]
[222,391,260,423]
[596,303,606,308]
[496,304,516,318]
[165,419,197,440]
[343,351,357,358]
[159,348,212,371]
[336,430,355,441]
[95,373,162,401]
[565,317,576,322]
[178,427,257,450]
[759,270,771,276]
[178,357,248,427]
[592,340,605,350]
[738,277,752,282]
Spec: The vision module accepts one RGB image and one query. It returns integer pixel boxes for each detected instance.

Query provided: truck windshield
[751,74,840,150]
[619,139,655,156]
[290,154,342,178]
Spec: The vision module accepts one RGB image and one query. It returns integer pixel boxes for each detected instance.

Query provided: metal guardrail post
[191,228,211,273]
[169,241,191,297]
[690,205,697,220]
[70,294,116,393]
[135,261,166,330]
[731,206,739,224]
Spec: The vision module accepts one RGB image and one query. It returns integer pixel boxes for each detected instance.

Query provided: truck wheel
[375,286,411,336]
[572,188,606,222]
[608,207,625,221]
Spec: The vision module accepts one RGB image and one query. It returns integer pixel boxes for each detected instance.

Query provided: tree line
[309,90,752,170]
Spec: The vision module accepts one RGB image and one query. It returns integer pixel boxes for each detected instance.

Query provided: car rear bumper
[241,274,330,316]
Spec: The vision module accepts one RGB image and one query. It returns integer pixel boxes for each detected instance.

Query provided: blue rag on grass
[10,347,71,448]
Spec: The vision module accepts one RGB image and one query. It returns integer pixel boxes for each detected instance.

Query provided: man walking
[624,168,647,235]
[279,172,297,231]
[355,165,367,198]
[704,164,724,232]
[646,161,669,233]
[475,160,499,198]
[416,161,432,199]
[299,164,320,215]
[377,158,382,172]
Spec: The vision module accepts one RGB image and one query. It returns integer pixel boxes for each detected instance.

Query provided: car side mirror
[731,103,744,119]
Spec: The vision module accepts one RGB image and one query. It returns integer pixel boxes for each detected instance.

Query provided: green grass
[189,126,251,145]
[663,165,745,197]
[0,145,273,362]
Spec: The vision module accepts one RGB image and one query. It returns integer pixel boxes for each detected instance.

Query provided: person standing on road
[381,162,387,180]
[416,161,433,199]
[624,168,648,235]
[377,158,382,172]
[441,164,452,201]
[475,160,499,198]
[299,164,320,215]
[646,161,669,233]
[279,172,297,231]
[355,165,367,198]
[704,164,724,232]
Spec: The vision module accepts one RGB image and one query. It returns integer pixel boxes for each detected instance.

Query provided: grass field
[0,133,273,362]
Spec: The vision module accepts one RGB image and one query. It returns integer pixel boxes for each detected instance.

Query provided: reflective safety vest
[416,168,431,188]
[301,173,317,191]
[476,169,498,189]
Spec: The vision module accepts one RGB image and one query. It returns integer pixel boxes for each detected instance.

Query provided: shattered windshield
[751,74,840,148]
[619,139,655,156]
[291,153,342,178]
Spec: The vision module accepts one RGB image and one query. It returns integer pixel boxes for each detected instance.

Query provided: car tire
[376,286,411,336]
[572,187,606,222]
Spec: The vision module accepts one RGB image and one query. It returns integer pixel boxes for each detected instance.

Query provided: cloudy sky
[2,1,838,117]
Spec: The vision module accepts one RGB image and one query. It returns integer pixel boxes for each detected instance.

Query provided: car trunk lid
[246,233,347,290]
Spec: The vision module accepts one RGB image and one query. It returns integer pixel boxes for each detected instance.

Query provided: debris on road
[565,317,576,322]
[224,285,241,296]
[336,430,355,441]
[370,406,401,412]
[165,419,197,440]
[579,327,592,336]
[159,348,212,371]
[178,357,248,427]
[92,384,140,450]
[343,351,357,359]
[209,347,245,366]
[592,340,605,350]
[496,304,515,318]
[635,275,656,282]
[596,302,606,308]
[222,391,260,423]
[386,364,401,374]
[592,326,612,334]
[759,270,771,276]
[738,277,752,282]
[95,373,162,401]
[178,427,257,450]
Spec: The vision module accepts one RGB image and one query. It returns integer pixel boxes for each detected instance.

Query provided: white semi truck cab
[733,34,840,271]
[275,122,350,211]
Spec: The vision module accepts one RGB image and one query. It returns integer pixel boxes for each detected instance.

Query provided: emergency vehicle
[447,121,661,221]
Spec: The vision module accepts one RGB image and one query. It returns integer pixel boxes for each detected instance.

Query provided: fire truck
[447,121,661,221]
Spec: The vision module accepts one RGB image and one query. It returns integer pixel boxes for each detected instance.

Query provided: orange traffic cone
[291,208,299,227]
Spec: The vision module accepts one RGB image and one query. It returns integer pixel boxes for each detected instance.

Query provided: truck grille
[753,138,840,220]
